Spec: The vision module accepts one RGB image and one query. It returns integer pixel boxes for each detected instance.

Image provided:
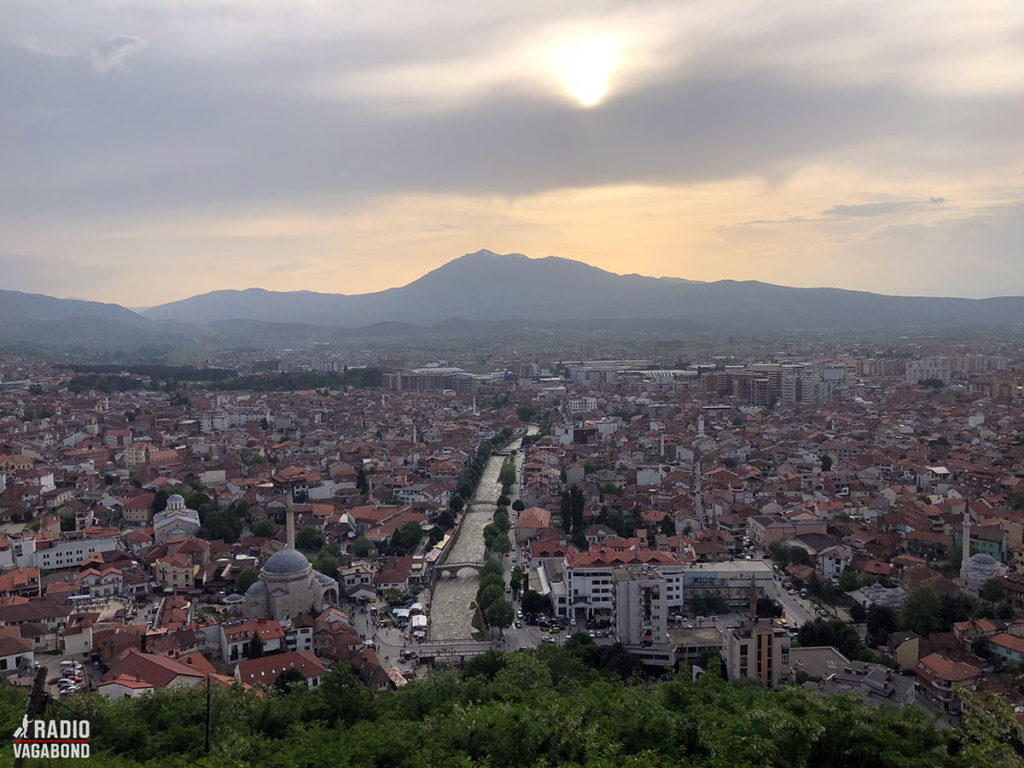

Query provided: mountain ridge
[141,250,1024,331]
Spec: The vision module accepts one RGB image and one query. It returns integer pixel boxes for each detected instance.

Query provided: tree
[296,526,323,551]
[235,567,260,595]
[246,633,264,659]
[849,603,866,623]
[392,521,424,554]
[152,489,169,513]
[356,468,368,496]
[477,584,503,612]
[273,667,306,694]
[314,552,339,577]
[491,532,512,555]
[427,526,445,547]
[350,536,372,558]
[755,597,783,618]
[512,499,525,512]
[486,599,514,631]
[383,587,404,605]
[837,569,861,592]
[820,454,833,472]
[449,494,465,513]
[521,589,547,615]
[901,587,942,636]
[510,566,522,594]
[980,578,1005,605]
[252,519,275,538]
[516,405,536,422]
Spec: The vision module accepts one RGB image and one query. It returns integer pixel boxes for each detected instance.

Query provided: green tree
[486,599,514,631]
[512,499,525,512]
[510,566,522,594]
[350,536,372,558]
[491,532,512,555]
[246,632,264,659]
[383,587,404,605]
[449,494,465,513]
[837,569,860,591]
[252,519,275,538]
[516,405,536,422]
[901,587,942,636]
[273,667,306,694]
[296,526,323,551]
[314,552,339,577]
[980,578,1005,605]
[235,566,260,595]
[477,584,503,612]
[521,589,547,615]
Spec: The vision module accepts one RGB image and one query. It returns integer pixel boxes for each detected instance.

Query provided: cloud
[88,34,146,73]
[821,198,947,218]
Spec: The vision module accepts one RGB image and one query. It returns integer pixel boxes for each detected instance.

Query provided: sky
[2,0,1023,306]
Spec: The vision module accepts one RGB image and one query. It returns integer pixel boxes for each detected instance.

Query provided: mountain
[0,289,147,326]
[144,250,1024,332]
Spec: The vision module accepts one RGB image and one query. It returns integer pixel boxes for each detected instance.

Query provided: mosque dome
[245,580,268,597]
[262,549,310,575]
[968,553,997,566]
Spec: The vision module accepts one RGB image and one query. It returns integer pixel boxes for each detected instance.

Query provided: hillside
[3,643,1014,768]
[144,250,1024,332]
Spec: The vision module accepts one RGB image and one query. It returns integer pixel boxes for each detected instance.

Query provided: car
[514,620,522,628]
[56,678,74,688]
[511,556,516,563]
[787,588,798,595]
[588,630,596,638]
[541,636,556,644]
[548,626,561,634]
[516,610,523,619]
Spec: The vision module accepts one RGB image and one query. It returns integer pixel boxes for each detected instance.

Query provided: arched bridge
[433,562,486,580]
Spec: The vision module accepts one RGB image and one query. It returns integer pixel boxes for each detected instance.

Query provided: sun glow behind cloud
[551,38,618,106]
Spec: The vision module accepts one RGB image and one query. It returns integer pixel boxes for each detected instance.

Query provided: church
[243,502,338,621]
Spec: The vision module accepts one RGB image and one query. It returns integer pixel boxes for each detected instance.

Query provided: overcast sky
[2,0,1023,305]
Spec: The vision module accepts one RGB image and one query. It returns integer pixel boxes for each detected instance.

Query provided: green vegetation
[234,567,260,595]
[251,519,275,538]
[296,525,324,552]
[1,642,1012,768]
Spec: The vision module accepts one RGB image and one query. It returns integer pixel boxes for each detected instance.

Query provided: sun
[552,38,618,107]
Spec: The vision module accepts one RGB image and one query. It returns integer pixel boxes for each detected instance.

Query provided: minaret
[660,432,665,457]
[698,415,705,438]
[692,454,704,532]
[286,486,296,550]
[959,508,971,587]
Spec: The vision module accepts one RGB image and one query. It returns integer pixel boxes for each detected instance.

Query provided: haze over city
[3,0,1024,305]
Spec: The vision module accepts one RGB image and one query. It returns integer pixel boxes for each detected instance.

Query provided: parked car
[541,636,556,644]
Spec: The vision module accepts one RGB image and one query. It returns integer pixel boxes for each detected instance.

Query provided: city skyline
[3,1,1023,305]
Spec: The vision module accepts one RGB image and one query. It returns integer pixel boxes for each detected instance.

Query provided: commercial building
[725,619,791,689]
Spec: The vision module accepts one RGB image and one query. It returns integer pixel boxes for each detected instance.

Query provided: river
[428,433,527,641]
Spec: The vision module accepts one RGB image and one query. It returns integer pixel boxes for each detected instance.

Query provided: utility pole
[14,667,49,768]
[204,674,212,755]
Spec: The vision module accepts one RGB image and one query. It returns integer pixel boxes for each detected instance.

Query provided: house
[0,629,33,674]
[886,631,919,672]
[988,633,1024,664]
[97,648,207,699]
[0,567,41,599]
[219,617,285,663]
[516,507,552,544]
[915,653,980,715]
[817,545,853,582]
[234,651,324,689]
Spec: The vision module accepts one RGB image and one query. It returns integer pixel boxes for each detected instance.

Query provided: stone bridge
[433,561,487,580]
[415,640,495,663]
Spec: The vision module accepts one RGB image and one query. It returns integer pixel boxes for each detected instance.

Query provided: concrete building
[612,565,669,647]
[725,619,791,689]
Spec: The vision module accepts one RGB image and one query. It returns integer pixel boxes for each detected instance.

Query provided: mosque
[243,499,338,620]
[959,510,1008,596]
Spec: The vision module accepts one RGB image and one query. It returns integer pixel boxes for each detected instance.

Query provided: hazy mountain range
[3,250,1024,351]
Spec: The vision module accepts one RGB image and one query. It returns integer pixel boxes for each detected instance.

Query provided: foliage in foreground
[0,645,1019,768]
